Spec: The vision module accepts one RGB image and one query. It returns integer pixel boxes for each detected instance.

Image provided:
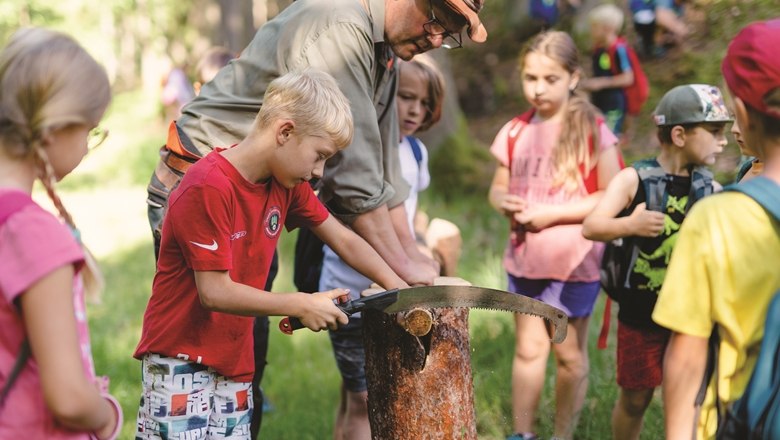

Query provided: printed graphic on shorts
[136,354,253,439]
[264,206,282,238]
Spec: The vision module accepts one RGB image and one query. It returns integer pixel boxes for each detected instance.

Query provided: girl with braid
[0,28,121,439]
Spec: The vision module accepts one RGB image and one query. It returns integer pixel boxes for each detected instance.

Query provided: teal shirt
[178,0,407,222]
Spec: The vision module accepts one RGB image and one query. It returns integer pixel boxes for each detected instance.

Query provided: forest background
[3,0,779,438]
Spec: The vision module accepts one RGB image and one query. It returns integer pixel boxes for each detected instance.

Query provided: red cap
[722,19,780,118]
[443,0,488,43]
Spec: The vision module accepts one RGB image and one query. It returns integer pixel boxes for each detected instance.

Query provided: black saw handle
[279,289,399,334]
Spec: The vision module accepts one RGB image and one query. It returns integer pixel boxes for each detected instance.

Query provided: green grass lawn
[78,90,664,439]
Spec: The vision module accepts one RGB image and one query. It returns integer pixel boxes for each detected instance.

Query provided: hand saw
[279,285,568,343]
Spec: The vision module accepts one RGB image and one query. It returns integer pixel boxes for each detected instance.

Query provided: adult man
[144,0,489,438]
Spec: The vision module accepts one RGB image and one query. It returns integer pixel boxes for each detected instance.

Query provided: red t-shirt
[134,150,328,381]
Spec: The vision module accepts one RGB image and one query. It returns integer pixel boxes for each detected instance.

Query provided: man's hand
[396,260,438,286]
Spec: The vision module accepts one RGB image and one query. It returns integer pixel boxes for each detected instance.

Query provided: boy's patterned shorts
[136,353,253,439]
[616,322,671,390]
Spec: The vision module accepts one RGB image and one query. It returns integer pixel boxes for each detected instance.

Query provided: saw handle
[279,316,304,335]
[279,288,400,335]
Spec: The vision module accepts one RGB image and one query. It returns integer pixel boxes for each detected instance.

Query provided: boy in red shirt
[134,69,407,439]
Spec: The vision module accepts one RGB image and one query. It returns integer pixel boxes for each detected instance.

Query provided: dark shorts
[328,316,367,393]
[507,275,600,318]
[616,321,671,390]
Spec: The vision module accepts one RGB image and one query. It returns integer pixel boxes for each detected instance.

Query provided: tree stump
[362,277,476,440]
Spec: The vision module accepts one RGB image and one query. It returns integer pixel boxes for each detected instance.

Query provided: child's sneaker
[506,433,539,440]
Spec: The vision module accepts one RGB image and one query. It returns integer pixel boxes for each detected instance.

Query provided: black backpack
[600,159,713,303]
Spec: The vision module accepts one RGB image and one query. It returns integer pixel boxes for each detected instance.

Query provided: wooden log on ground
[362,277,476,440]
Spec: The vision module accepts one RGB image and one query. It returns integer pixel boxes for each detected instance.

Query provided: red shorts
[616,321,670,390]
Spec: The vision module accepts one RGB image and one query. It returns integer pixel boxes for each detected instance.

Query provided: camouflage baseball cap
[653,84,733,126]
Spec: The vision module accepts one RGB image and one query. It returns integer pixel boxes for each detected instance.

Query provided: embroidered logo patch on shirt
[264,206,282,238]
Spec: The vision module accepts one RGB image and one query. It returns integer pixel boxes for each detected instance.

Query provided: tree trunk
[362,278,476,440]
[218,0,255,53]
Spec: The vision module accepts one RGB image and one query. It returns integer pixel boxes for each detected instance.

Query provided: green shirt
[178,0,408,222]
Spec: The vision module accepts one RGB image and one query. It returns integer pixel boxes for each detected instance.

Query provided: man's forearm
[352,204,413,276]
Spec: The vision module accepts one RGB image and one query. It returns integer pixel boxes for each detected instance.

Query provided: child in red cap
[652,19,780,439]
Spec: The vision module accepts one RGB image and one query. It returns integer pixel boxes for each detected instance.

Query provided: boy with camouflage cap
[583,83,732,440]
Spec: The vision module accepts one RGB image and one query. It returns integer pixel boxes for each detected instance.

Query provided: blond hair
[520,31,602,193]
[0,27,111,298]
[589,3,625,32]
[400,54,446,132]
[255,69,353,149]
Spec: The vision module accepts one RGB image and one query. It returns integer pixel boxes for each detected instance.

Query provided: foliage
[0,1,61,43]
[428,115,496,201]
[57,91,166,192]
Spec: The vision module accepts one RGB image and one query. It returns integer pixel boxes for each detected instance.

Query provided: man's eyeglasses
[423,0,463,50]
[87,126,109,152]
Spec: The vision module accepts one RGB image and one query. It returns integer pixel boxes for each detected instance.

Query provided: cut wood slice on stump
[361,277,477,440]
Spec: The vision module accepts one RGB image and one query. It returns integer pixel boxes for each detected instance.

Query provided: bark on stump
[362,278,476,440]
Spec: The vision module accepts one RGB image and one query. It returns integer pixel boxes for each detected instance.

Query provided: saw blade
[382,285,568,343]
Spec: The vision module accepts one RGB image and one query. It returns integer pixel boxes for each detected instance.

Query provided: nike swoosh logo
[190,240,218,251]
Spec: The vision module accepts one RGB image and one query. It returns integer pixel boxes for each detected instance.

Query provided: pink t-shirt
[134,151,329,382]
[0,189,94,438]
[490,116,618,282]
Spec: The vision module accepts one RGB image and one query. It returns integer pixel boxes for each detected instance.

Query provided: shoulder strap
[405,136,423,168]
[725,176,780,222]
[634,159,667,212]
[695,327,721,426]
[0,191,35,411]
[606,39,621,75]
[733,289,780,430]
[687,166,714,213]
[507,110,535,173]
[0,341,30,410]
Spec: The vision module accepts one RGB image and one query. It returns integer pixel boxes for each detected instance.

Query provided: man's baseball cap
[722,19,780,118]
[443,0,488,43]
[653,84,733,126]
